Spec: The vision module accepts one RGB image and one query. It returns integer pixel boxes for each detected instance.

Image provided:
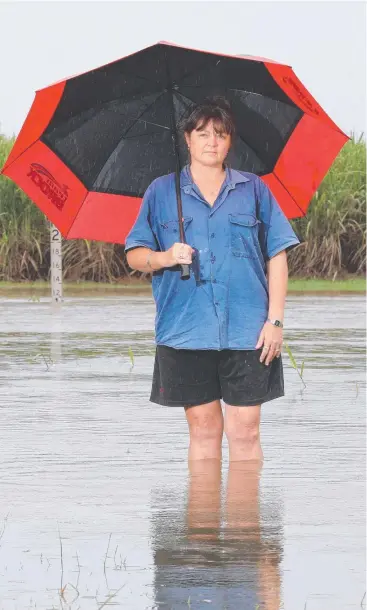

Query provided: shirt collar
[180,164,250,192]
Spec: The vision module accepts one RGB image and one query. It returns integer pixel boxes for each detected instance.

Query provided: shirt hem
[156,342,258,350]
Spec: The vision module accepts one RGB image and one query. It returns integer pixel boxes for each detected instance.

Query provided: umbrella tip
[157,40,175,46]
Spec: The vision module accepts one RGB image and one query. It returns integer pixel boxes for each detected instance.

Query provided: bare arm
[266,250,288,321]
[126,243,194,273]
[126,247,168,272]
[256,250,288,363]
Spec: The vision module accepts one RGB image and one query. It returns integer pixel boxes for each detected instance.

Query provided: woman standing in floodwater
[125,97,299,462]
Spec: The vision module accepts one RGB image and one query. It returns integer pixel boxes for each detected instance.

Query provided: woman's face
[184,119,231,169]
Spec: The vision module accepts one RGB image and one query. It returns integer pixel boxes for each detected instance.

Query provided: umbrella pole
[174,175,190,281]
[164,47,190,281]
[50,223,63,303]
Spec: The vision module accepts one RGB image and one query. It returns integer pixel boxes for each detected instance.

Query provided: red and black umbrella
[1,40,348,272]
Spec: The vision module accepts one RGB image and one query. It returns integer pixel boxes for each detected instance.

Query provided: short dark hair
[179,96,236,139]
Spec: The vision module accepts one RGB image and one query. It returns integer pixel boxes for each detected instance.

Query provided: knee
[188,412,223,442]
[225,420,259,445]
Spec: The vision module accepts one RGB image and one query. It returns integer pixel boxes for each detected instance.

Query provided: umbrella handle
[180,263,190,280]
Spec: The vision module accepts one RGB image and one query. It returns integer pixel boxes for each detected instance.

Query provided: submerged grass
[0,276,365,296]
[286,277,365,293]
[1,132,365,281]
[284,341,306,388]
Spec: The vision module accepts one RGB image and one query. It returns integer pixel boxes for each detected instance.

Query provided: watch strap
[267,318,283,328]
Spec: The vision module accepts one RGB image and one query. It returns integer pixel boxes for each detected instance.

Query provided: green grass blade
[284,341,297,370]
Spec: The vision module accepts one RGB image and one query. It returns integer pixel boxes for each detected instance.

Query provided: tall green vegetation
[0,132,365,282]
[288,134,366,277]
[0,135,48,281]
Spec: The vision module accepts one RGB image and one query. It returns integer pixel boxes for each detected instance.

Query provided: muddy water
[0,295,365,610]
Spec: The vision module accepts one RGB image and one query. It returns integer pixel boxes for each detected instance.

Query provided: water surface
[0,294,365,609]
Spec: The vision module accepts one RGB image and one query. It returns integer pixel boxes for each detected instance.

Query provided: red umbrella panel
[1,40,349,244]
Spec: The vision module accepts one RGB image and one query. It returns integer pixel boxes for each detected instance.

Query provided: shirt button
[210,233,215,238]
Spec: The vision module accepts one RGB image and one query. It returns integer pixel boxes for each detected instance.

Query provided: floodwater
[0,294,365,610]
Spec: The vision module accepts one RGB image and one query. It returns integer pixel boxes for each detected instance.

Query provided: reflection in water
[0,295,364,608]
[152,460,283,609]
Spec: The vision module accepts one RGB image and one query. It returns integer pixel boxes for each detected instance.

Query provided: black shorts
[150,345,284,408]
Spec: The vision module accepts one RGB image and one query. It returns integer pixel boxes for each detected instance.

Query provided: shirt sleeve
[256,177,300,260]
[124,181,159,253]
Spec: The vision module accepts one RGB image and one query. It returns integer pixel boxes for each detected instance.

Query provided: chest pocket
[229,213,261,260]
[158,217,193,249]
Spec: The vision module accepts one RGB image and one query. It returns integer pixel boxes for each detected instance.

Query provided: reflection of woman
[151,461,283,608]
[125,97,299,462]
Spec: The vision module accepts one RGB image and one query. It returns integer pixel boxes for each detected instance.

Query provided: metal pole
[50,223,63,303]
[163,46,190,281]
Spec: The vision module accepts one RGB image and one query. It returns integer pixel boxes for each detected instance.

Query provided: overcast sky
[0,1,365,138]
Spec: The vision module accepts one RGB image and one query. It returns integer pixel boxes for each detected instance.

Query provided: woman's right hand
[163,243,194,267]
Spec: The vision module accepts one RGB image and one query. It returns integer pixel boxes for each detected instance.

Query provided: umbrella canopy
[1,40,348,244]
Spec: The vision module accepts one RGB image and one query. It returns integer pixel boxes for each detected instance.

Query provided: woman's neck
[189,161,226,184]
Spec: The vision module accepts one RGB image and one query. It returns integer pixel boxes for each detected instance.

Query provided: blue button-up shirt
[125,164,300,350]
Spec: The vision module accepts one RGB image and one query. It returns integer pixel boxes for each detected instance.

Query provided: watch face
[275,320,281,327]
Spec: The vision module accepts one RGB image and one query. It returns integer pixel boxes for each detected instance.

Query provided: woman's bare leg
[224,404,263,462]
[184,400,223,461]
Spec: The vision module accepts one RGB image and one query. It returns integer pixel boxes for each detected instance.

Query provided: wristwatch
[267,318,283,328]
